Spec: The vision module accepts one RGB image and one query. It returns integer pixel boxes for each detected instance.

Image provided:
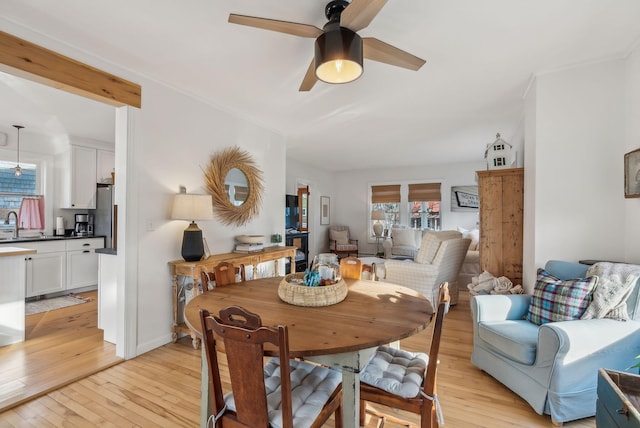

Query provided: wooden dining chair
[200,262,245,291]
[340,256,363,279]
[359,282,450,428]
[199,305,343,428]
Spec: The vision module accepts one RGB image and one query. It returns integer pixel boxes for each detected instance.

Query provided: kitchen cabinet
[96,149,115,184]
[0,237,104,297]
[19,241,66,297]
[0,247,35,346]
[66,238,104,290]
[56,145,97,209]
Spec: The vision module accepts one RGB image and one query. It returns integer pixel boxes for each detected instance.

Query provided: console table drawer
[597,369,640,428]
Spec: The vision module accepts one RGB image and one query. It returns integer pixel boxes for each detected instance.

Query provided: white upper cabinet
[96,149,115,184]
[56,145,97,209]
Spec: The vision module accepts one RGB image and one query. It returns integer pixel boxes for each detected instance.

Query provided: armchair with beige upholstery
[329,225,358,258]
[384,230,470,305]
[382,228,424,259]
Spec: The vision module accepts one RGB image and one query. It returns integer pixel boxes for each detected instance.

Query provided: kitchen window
[0,160,44,232]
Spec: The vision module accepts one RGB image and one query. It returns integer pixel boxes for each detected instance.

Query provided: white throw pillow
[392,228,417,247]
[458,226,480,251]
[330,229,349,245]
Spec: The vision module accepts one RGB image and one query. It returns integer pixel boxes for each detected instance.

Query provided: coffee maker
[74,214,93,236]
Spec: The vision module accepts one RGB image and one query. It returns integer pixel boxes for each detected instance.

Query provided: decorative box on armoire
[477,167,524,286]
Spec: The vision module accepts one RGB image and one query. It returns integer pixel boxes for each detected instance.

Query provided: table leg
[200,346,211,428]
[306,347,376,428]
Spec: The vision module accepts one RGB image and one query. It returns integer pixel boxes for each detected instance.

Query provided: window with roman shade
[408,182,441,230]
[371,184,401,231]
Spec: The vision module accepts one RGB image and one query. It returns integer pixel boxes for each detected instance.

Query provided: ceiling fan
[228,0,426,91]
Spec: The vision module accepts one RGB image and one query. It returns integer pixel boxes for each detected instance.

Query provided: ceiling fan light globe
[315,27,363,84]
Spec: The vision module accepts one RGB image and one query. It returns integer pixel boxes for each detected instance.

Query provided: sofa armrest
[538,319,640,388]
[471,294,531,323]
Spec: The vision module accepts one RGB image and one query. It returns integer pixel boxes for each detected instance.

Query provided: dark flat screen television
[285,194,299,230]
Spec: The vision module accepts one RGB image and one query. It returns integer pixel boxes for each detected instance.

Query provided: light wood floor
[0,290,596,427]
[0,291,122,413]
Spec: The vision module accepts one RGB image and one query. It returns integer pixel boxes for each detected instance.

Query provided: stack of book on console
[234,242,264,253]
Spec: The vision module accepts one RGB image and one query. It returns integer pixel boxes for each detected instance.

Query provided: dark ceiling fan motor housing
[314,0,363,83]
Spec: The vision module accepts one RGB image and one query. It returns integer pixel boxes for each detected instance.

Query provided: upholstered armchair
[384,230,470,305]
[329,225,358,257]
[382,228,424,259]
[471,260,640,425]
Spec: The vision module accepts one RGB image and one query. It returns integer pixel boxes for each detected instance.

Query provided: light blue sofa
[470,260,640,425]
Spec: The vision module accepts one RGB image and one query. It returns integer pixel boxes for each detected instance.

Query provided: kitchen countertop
[0,235,107,244]
[96,248,117,255]
[0,246,37,257]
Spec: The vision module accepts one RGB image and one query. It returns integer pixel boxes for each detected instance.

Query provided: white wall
[625,45,640,262]
[132,81,286,353]
[523,57,633,291]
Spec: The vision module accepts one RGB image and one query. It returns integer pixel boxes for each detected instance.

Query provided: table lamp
[371,210,386,237]
[171,189,214,262]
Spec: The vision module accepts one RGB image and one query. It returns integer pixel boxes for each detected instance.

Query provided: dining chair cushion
[224,358,342,428]
[360,345,428,399]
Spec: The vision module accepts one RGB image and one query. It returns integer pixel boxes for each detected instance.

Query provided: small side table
[374,236,386,257]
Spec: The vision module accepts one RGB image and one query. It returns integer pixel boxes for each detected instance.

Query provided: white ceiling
[1,0,640,171]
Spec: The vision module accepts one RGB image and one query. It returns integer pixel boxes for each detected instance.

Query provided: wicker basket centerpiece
[278,272,347,307]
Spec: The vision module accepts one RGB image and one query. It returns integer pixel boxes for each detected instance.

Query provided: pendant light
[13,125,24,177]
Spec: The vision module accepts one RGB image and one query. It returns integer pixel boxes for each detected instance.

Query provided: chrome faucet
[4,211,19,239]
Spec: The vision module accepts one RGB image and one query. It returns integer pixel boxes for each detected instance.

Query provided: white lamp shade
[171,194,214,221]
[371,210,386,221]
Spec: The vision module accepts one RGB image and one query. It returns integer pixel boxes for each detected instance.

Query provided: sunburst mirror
[204,146,264,226]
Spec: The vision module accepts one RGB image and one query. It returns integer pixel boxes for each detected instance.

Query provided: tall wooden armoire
[477,168,524,285]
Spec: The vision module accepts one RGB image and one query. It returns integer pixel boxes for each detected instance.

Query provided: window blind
[371,185,401,203]
[408,183,441,201]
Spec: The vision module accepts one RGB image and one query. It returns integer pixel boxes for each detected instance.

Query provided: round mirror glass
[225,167,249,206]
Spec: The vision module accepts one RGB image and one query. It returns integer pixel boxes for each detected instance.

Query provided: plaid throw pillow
[526,268,598,325]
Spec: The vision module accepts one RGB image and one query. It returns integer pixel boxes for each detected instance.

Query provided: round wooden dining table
[184,276,433,428]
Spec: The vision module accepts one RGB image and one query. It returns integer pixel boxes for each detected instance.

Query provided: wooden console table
[168,245,296,348]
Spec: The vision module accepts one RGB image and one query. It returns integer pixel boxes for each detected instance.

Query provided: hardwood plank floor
[0,291,122,412]
[0,290,596,427]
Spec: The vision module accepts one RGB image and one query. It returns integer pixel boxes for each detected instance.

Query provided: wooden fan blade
[229,14,323,38]
[363,37,426,71]
[340,0,388,32]
[299,58,318,91]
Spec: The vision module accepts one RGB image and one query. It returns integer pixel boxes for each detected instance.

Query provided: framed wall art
[320,196,330,225]
[451,185,479,211]
[625,148,640,198]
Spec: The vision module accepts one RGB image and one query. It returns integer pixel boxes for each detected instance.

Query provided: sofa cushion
[478,320,539,365]
[330,229,349,245]
[392,228,417,247]
[526,268,597,326]
[582,262,640,321]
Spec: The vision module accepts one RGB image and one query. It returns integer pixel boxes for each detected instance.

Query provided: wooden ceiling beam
[0,30,141,108]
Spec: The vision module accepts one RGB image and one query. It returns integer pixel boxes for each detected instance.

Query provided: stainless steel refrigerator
[90,184,115,248]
